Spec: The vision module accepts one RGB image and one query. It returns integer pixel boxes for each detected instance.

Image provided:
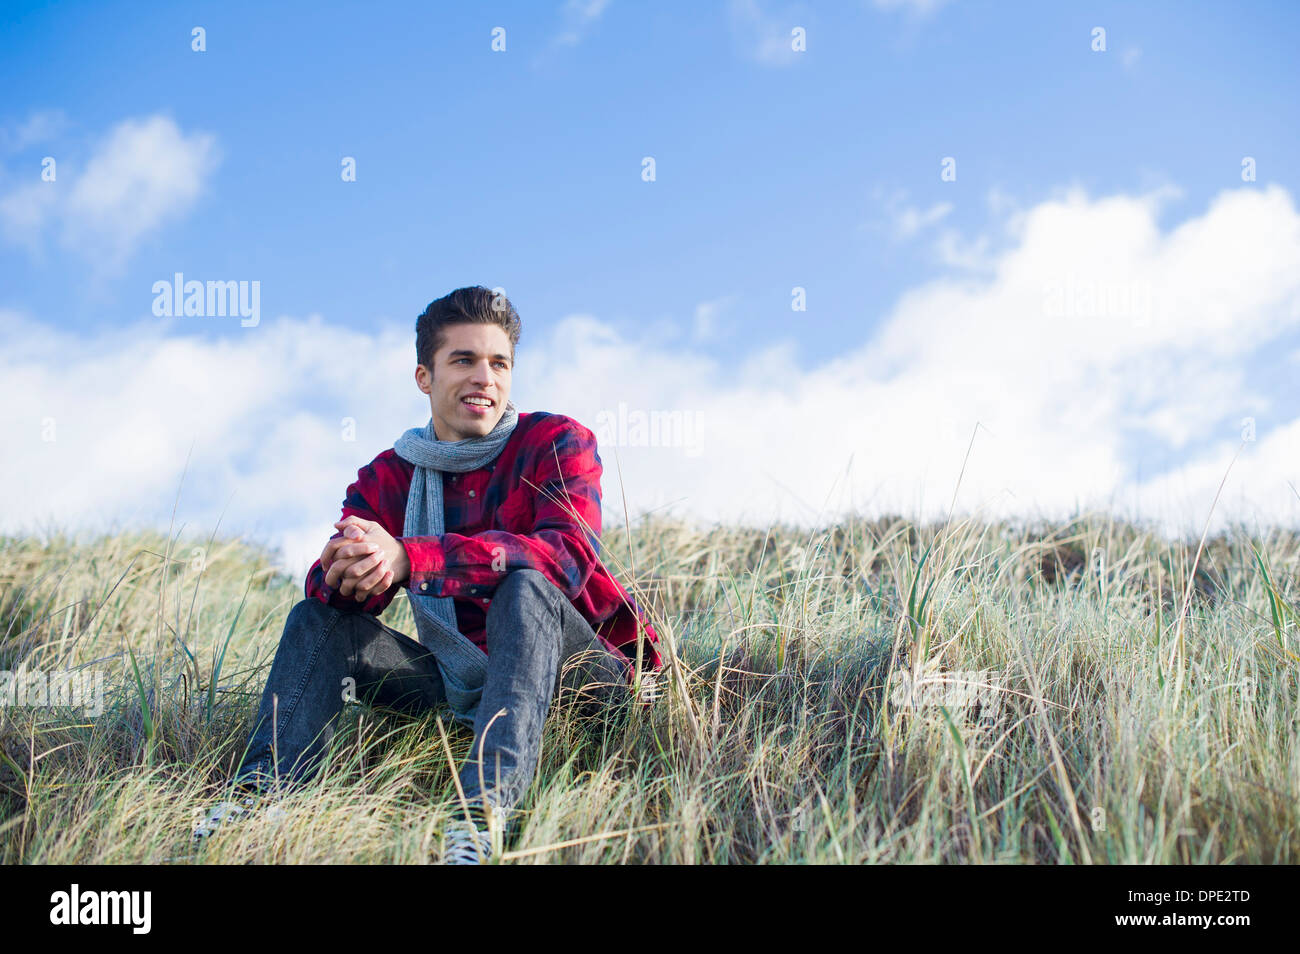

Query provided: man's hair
[415,286,522,374]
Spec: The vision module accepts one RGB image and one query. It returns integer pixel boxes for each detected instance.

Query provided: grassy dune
[1,509,1297,863]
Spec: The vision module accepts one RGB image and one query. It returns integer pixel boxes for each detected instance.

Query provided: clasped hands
[321,516,412,603]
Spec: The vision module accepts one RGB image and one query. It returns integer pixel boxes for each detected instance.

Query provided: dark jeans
[233,568,630,825]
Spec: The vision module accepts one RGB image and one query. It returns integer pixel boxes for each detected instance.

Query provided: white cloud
[2,184,1299,581]
[0,109,70,154]
[933,226,993,269]
[692,294,739,340]
[0,308,417,577]
[551,0,610,48]
[985,185,1018,217]
[871,186,955,241]
[897,201,954,239]
[0,172,59,249]
[0,114,220,275]
[728,0,811,67]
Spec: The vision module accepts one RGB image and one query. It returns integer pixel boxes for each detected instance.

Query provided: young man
[194,286,664,863]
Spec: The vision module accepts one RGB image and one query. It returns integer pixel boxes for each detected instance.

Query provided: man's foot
[439,816,498,864]
[191,789,286,843]
[192,795,256,842]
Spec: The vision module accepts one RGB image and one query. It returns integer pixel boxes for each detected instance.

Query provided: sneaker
[191,790,287,843]
[637,672,661,705]
[440,818,495,864]
[192,795,256,842]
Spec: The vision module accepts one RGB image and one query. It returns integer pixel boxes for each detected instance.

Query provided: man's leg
[457,568,630,827]
[234,598,448,790]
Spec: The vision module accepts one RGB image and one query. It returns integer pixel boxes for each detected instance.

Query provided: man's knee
[493,568,554,604]
[486,570,563,654]
[287,597,339,629]
[282,598,351,651]
[488,569,564,624]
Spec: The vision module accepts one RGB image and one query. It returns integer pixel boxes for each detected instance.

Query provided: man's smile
[461,393,495,415]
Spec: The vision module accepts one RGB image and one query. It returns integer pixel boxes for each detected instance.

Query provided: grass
[0,506,1297,864]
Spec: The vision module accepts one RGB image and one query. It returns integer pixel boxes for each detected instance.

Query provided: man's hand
[319,526,390,603]
[319,526,375,577]
[325,516,412,602]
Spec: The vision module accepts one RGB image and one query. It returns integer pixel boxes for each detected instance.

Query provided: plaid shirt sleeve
[399,418,603,601]
[304,457,405,617]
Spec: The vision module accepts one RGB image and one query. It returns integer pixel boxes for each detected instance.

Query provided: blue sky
[2,0,1299,572]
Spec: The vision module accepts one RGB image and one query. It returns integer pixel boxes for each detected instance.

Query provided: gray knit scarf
[392,401,519,723]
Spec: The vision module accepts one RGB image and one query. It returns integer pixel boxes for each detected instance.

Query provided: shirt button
[483,598,491,605]
[420,582,428,591]
[468,489,476,497]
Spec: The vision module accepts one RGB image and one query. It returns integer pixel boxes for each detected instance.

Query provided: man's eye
[452,357,507,368]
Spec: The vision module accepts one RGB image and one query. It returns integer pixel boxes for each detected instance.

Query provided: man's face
[416,322,513,442]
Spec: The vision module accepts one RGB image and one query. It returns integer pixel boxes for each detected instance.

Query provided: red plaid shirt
[305,410,663,680]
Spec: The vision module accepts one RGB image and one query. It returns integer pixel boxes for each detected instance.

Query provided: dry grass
[1,507,1297,863]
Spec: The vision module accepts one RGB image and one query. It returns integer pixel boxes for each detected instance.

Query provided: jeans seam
[550,588,569,697]
[274,604,345,744]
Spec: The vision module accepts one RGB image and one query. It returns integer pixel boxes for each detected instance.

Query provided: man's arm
[399,418,603,601]
[305,458,405,615]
